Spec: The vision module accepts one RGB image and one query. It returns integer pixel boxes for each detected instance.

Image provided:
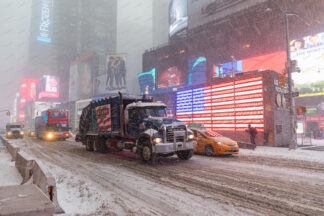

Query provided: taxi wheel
[204,145,214,156]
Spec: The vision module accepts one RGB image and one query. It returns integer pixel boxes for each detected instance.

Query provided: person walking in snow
[246,124,258,145]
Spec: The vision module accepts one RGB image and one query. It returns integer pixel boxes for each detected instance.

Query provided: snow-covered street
[2,137,324,216]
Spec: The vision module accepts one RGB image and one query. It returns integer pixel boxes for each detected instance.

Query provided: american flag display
[95,104,112,132]
[176,76,264,132]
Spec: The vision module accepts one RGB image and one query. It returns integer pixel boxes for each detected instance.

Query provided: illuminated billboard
[19,79,38,121]
[188,0,266,30]
[156,49,187,90]
[176,76,264,132]
[213,51,286,78]
[37,0,53,43]
[69,52,94,101]
[169,0,188,37]
[290,32,324,97]
[138,68,156,95]
[38,75,60,99]
[188,57,207,86]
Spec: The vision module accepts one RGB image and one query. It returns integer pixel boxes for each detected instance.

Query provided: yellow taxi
[190,128,239,156]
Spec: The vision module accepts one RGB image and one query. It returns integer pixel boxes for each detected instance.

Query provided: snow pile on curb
[0,146,22,186]
[240,146,324,164]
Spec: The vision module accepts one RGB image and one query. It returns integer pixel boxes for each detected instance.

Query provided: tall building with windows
[25,0,118,101]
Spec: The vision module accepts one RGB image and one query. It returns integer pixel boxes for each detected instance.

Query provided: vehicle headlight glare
[47,133,54,139]
[20,131,24,135]
[153,137,162,143]
[188,134,194,140]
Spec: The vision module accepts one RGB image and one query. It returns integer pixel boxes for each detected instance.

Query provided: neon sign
[37,0,52,43]
[176,76,264,132]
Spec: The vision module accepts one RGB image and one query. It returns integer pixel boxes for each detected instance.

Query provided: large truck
[75,93,194,163]
[35,109,71,140]
[6,122,25,139]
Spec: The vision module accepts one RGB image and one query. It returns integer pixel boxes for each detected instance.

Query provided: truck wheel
[94,138,108,153]
[140,139,156,165]
[86,137,94,152]
[204,145,214,156]
[177,149,193,160]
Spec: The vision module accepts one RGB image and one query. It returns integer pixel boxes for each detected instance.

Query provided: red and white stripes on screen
[176,76,264,132]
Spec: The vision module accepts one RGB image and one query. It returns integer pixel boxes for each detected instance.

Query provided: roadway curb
[0,135,64,214]
[0,136,20,161]
[15,151,35,184]
[238,141,256,150]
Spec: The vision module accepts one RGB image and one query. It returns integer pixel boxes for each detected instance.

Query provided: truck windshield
[49,112,67,119]
[47,123,69,131]
[7,125,22,129]
[146,107,167,118]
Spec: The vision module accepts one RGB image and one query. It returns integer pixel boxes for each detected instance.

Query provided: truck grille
[166,125,186,143]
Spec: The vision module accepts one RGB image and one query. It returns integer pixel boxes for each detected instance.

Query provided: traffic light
[296,106,307,115]
[278,74,286,87]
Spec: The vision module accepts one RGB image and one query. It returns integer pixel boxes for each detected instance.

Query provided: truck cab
[6,123,25,139]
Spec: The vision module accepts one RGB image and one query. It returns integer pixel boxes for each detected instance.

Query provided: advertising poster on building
[290,32,324,97]
[93,55,127,96]
[188,0,266,30]
[169,0,188,37]
[69,52,94,101]
[38,75,60,100]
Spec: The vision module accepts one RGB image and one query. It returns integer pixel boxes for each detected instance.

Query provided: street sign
[306,107,318,115]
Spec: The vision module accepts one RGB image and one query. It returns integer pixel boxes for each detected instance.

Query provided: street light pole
[284,12,296,149]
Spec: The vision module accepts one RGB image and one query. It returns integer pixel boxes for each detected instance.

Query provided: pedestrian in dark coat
[246,124,258,145]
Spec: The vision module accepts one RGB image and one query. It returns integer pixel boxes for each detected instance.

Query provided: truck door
[127,109,143,137]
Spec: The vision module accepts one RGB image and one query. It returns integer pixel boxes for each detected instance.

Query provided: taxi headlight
[188,134,194,140]
[7,132,12,136]
[153,137,162,143]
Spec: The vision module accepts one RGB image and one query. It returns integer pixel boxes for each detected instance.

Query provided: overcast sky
[0,0,31,126]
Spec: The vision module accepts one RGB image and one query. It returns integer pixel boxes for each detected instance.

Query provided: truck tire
[86,137,94,152]
[139,138,156,165]
[177,149,194,160]
[94,137,108,153]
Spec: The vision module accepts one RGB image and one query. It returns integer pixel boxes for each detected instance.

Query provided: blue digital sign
[138,68,156,95]
[188,57,207,86]
[37,0,52,43]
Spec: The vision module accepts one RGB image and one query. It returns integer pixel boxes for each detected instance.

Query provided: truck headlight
[47,133,54,139]
[153,137,162,143]
[188,134,194,140]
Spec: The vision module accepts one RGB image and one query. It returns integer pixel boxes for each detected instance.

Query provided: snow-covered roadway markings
[9,137,324,216]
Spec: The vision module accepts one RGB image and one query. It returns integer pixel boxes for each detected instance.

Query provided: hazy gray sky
[0,0,31,126]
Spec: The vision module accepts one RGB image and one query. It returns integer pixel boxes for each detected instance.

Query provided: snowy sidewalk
[0,140,22,186]
[240,145,324,164]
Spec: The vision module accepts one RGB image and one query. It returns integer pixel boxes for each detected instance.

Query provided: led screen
[138,68,156,95]
[169,0,188,38]
[37,0,53,43]
[213,51,286,78]
[188,57,207,86]
[38,75,60,99]
[156,49,187,90]
[176,76,264,132]
[290,32,324,97]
